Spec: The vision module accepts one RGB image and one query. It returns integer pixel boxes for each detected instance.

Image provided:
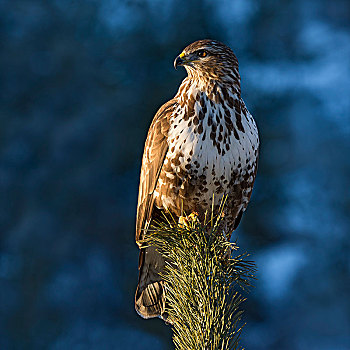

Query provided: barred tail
[135,246,166,319]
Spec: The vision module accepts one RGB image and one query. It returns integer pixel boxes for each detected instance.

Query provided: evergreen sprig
[145,205,256,350]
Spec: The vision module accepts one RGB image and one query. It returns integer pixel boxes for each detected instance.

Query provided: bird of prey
[135,39,259,320]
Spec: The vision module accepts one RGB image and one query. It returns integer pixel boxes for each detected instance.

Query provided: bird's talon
[178,215,188,228]
[178,212,199,229]
[188,212,199,222]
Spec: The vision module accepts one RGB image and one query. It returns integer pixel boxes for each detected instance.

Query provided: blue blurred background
[1,0,350,349]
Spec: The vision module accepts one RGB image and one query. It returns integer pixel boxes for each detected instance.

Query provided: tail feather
[135,246,166,319]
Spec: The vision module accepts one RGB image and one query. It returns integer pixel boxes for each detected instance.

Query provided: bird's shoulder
[142,98,178,162]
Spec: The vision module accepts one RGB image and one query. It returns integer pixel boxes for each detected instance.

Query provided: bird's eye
[197,50,208,58]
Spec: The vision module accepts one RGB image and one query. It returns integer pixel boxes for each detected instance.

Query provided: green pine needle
[144,205,256,350]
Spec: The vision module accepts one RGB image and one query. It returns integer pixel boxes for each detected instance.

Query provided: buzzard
[135,39,259,320]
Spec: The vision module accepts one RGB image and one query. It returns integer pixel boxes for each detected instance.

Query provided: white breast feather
[167,87,259,207]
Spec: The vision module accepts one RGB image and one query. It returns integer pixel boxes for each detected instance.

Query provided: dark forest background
[1,0,350,349]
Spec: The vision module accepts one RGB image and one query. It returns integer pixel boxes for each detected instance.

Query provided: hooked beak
[174,55,183,69]
[174,52,188,69]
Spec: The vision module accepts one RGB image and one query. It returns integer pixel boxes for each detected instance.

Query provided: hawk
[135,39,259,320]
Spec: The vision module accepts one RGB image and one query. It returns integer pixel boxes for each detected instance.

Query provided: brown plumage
[135,39,259,320]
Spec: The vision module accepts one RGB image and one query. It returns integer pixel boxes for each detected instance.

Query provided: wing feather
[135,99,177,245]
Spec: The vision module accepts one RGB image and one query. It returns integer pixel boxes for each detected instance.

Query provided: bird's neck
[185,67,241,99]
[176,75,241,108]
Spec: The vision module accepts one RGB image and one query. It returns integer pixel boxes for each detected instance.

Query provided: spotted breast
[154,75,259,232]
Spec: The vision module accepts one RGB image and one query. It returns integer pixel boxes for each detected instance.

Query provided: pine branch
[145,207,256,350]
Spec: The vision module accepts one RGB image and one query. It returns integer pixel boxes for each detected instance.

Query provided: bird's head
[174,39,240,86]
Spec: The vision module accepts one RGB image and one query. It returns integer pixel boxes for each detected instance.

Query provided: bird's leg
[188,211,199,223]
[178,212,199,229]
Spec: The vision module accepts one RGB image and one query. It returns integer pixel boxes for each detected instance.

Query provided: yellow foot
[178,212,199,229]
